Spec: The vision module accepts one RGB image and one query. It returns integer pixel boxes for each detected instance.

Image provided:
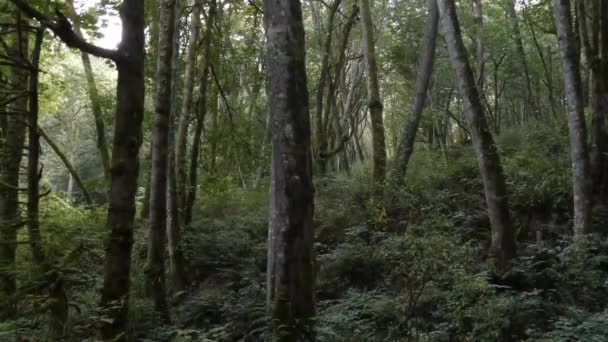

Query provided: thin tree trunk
[0,11,27,320]
[166,0,187,294]
[599,0,608,199]
[65,0,111,185]
[586,0,608,201]
[145,0,176,322]
[473,0,485,91]
[185,0,216,226]
[264,0,316,339]
[438,0,515,269]
[175,0,202,223]
[359,0,387,185]
[506,0,534,118]
[26,26,69,340]
[393,0,439,183]
[38,127,92,205]
[314,0,342,174]
[554,0,592,235]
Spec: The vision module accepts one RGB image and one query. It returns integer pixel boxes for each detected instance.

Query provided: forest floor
[7,123,608,341]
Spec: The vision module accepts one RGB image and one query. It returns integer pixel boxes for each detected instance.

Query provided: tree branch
[38,126,92,205]
[9,0,120,61]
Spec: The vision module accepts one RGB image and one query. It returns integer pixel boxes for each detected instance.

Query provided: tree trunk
[473,0,485,91]
[145,0,176,322]
[393,0,439,183]
[26,26,69,340]
[437,0,516,269]
[314,0,342,174]
[65,0,112,186]
[264,0,316,339]
[175,0,202,223]
[98,0,146,339]
[359,0,387,185]
[554,0,593,235]
[506,0,534,118]
[587,0,608,201]
[38,127,92,205]
[0,10,27,322]
[166,0,187,294]
[185,0,216,226]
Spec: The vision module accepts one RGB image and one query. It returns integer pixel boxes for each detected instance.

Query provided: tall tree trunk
[185,0,216,226]
[473,0,485,91]
[65,0,112,185]
[264,0,316,339]
[586,0,608,201]
[437,0,516,269]
[167,0,187,294]
[359,0,387,184]
[98,0,146,339]
[524,4,558,119]
[599,0,608,199]
[506,0,534,118]
[26,26,69,340]
[314,0,342,174]
[554,0,592,235]
[175,0,202,223]
[393,0,439,183]
[145,0,176,322]
[0,9,27,323]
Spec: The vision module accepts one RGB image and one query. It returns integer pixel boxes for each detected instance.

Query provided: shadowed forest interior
[2,0,608,340]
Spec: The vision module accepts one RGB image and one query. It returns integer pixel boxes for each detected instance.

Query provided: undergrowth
[4,124,608,341]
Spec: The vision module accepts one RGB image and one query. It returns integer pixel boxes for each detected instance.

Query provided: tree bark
[145,0,176,322]
[437,0,516,269]
[393,0,439,183]
[554,0,592,235]
[175,0,202,223]
[264,0,316,339]
[65,0,112,186]
[359,0,387,184]
[0,9,27,322]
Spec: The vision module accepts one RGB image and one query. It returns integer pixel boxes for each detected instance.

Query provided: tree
[506,0,534,117]
[0,8,28,322]
[264,0,316,339]
[25,26,70,339]
[314,0,342,175]
[184,0,217,226]
[176,0,202,224]
[166,0,187,294]
[553,0,592,235]
[437,0,516,268]
[393,0,439,183]
[145,0,176,321]
[359,0,387,184]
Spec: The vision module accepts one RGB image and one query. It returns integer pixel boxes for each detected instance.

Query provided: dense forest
[2,0,608,340]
